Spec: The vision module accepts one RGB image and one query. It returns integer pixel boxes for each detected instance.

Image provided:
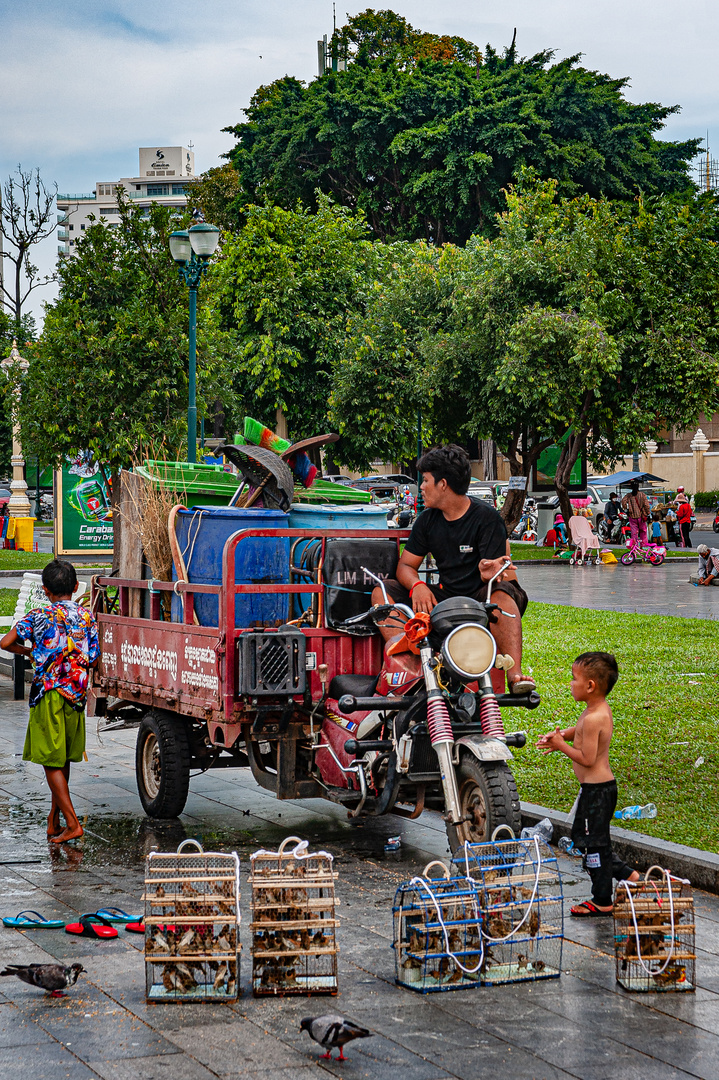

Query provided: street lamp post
[169,223,220,464]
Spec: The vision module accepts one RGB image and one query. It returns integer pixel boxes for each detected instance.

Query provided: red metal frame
[94,528,409,728]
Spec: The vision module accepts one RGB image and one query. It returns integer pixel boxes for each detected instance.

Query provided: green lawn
[0,589,19,617]
[0,551,53,570]
[510,543,697,561]
[519,604,718,853]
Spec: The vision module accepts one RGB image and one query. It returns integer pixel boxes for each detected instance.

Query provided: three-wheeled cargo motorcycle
[90,526,539,852]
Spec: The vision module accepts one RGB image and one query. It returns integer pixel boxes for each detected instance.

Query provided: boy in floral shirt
[1,560,99,844]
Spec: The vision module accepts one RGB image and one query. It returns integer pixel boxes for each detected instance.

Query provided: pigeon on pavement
[300,1014,372,1061]
[0,963,85,997]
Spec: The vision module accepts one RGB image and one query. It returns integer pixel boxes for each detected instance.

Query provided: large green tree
[15,196,235,477]
[215,196,388,439]
[331,181,719,527]
[225,9,699,244]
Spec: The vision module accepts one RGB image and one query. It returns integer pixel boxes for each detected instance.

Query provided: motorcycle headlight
[441,623,497,679]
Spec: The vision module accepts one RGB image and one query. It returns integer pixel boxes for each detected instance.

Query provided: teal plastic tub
[288,503,389,616]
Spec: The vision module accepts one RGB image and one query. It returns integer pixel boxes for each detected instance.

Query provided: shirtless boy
[537,651,639,916]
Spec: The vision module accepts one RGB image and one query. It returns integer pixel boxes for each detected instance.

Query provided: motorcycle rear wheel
[445,756,521,853]
[713,521,719,534]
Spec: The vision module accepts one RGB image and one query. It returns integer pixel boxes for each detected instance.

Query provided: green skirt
[23,690,86,768]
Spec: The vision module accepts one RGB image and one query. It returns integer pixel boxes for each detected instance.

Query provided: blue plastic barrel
[288,503,389,616]
[172,506,290,627]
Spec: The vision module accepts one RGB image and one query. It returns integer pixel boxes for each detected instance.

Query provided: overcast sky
[2,0,717,326]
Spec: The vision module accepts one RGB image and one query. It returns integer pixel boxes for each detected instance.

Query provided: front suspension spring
[479,693,506,739]
[426,691,454,744]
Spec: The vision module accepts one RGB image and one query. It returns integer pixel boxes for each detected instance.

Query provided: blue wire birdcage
[454,835,564,986]
[393,860,484,993]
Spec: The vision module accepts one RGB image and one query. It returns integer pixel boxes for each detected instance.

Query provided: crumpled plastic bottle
[614,803,657,821]
[520,817,553,843]
[558,836,583,857]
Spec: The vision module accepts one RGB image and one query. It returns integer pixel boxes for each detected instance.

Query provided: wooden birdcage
[143,839,240,1002]
[250,836,339,996]
[614,866,695,993]
[393,861,484,993]
[455,835,563,985]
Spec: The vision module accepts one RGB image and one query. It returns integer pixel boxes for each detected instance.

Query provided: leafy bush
[693,490,719,508]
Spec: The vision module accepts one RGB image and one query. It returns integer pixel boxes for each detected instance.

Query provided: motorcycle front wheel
[445,755,521,853]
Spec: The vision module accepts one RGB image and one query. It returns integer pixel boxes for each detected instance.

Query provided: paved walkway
[0,683,718,1079]
[521,559,717,619]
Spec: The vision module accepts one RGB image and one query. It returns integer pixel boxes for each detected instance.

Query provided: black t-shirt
[404,499,508,597]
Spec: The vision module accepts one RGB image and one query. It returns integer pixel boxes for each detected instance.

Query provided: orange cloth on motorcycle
[404,499,508,598]
[620,491,649,520]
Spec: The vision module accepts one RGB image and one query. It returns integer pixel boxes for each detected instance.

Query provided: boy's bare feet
[47,809,62,839]
[50,824,84,844]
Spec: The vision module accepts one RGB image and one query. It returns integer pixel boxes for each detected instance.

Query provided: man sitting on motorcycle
[604,492,619,525]
[372,444,534,694]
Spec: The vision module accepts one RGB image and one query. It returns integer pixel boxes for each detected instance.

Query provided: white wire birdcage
[393,860,484,993]
[614,866,695,993]
[455,834,563,985]
[250,836,338,996]
[143,839,240,1002]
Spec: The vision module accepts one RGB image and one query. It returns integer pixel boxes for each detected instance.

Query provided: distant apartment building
[56,146,195,257]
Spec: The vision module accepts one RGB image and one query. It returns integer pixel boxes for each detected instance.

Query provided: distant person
[621,481,650,547]
[664,505,679,545]
[0,560,99,844]
[604,492,619,524]
[537,652,639,915]
[650,515,662,545]
[675,492,693,548]
[697,544,719,585]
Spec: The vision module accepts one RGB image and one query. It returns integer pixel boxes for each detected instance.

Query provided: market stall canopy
[591,470,667,487]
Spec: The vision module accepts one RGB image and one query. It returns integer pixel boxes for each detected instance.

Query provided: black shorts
[383,577,528,617]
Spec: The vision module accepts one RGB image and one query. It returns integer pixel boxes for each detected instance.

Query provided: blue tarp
[590,470,667,486]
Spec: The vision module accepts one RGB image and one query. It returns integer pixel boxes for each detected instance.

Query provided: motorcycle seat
[329,673,378,700]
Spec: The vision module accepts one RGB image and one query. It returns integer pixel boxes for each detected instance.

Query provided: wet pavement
[1,680,719,1079]
[520,558,717,619]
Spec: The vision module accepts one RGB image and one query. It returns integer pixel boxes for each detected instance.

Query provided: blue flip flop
[94,907,142,925]
[3,910,66,929]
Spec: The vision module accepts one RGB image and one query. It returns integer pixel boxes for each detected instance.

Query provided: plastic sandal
[95,907,142,924]
[65,913,119,939]
[570,900,613,918]
[124,922,145,934]
[3,910,66,929]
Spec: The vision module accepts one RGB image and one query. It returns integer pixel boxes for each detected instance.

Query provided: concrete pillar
[690,428,710,494]
[0,340,31,518]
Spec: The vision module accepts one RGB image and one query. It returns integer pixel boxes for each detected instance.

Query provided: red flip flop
[124,922,145,934]
[570,900,613,918]
[65,913,119,938]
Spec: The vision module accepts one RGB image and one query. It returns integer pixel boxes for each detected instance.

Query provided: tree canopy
[214,196,389,439]
[330,180,719,525]
[16,197,235,474]
[225,9,699,244]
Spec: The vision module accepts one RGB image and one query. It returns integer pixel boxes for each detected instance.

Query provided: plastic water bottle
[520,817,553,843]
[614,803,657,821]
[557,836,582,857]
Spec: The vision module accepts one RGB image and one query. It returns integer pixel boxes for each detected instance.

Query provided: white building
[57,146,195,257]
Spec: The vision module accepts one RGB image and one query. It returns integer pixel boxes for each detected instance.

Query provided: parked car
[320,474,354,485]
[0,488,11,514]
[352,473,418,494]
[467,481,496,507]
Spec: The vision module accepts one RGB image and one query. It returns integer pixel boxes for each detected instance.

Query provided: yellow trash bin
[13,517,35,552]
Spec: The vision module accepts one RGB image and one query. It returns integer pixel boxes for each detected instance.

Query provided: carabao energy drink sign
[55,452,113,556]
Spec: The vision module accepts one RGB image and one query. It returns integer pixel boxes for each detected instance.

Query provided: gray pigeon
[300,1014,372,1061]
[0,963,85,997]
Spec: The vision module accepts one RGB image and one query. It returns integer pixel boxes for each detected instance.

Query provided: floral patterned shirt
[15,601,100,709]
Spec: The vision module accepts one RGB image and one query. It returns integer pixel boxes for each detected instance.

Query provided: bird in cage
[487,913,511,937]
[528,908,540,937]
[155,883,166,900]
[213,962,228,990]
[652,962,686,985]
[227,960,237,995]
[401,955,422,976]
[312,929,328,948]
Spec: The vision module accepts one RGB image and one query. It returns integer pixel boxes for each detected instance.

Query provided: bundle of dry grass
[118,460,188,612]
